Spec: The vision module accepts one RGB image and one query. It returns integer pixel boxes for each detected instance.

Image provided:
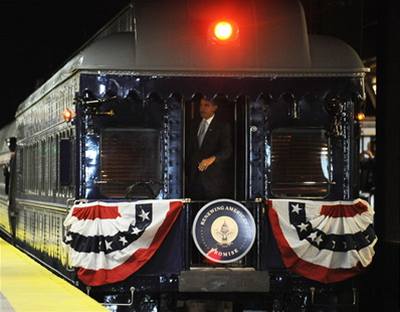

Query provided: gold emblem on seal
[211,216,239,246]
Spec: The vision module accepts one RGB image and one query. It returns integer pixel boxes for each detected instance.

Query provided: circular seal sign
[192,199,256,263]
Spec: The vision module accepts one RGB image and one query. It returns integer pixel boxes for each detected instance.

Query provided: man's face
[199,99,217,119]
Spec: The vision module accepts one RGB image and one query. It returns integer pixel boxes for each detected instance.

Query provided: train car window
[38,142,42,195]
[99,128,161,198]
[27,145,31,193]
[23,146,28,193]
[55,134,60,194]
[49,137,54,197]
[31,143,35,194]
[270,128,330,198]
[0,164,7,195]
[69,130,76,198]
[5,167,10,195]
[34,142,39,195]
[59,139,72,186]
[26,145,31,194]
[41,140,48,196]
[22,145,29,194]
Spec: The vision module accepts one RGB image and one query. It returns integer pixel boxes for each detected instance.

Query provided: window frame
[269,127,332,199]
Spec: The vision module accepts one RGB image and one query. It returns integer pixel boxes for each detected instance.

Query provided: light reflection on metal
[99,84,106,95]
[324,93,344,137]
[283,92,299,120]
[85,135,100,198]
[372,76,376,94]
[356,112,366,121]
[96,109,115,117]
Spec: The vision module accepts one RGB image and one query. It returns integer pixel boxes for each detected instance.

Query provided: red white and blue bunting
[63,199,183,286]
[268,198,377,283]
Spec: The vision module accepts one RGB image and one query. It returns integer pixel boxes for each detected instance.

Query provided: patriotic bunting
[268,198,377,283]
[63,199,183,286]
[63,197,376,286]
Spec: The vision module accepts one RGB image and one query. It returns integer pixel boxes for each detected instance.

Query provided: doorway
[184,93,246,201]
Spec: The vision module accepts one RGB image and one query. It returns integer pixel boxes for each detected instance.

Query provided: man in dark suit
[187,96,232,200]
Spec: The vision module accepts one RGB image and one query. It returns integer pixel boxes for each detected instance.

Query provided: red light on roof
[214,21,233,41]
[210,20,238,43]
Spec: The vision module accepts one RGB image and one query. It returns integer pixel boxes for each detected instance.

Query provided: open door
[184,93,249,201]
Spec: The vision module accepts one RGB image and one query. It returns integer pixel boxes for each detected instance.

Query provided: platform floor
[0,238,107,311]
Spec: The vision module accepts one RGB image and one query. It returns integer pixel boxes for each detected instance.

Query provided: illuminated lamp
[63,108,74,122]
[214,21,233,40]
[211,20,238,43]
[356,112,366,121]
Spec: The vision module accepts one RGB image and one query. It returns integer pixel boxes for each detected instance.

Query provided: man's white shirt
[198,114,215,136]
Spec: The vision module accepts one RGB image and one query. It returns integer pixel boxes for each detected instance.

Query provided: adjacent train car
[0,122,16,237]
[0,1,376,311]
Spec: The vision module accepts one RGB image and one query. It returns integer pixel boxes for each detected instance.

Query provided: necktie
[197,119,207,147]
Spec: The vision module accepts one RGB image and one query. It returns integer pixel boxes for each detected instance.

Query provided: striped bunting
[63,199,183,286]
[268,198,377,283]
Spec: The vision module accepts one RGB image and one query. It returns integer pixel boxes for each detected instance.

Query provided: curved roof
[16,33,135,115]
[133,0,312,71]
[16,0,367,115]
[77,32,366,73]
[309,35,365,72]
[130,0,366,73]
[78,32,135,70]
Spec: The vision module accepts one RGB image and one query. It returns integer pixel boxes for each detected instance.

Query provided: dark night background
[1,0,398,311]
[0,0,377,127]
[0,0,132,126]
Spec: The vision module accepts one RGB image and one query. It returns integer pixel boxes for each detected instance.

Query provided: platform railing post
[255,198,262,271]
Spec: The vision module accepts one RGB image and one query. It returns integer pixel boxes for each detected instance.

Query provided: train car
[0,122,16,238]
[0,1,377,311]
